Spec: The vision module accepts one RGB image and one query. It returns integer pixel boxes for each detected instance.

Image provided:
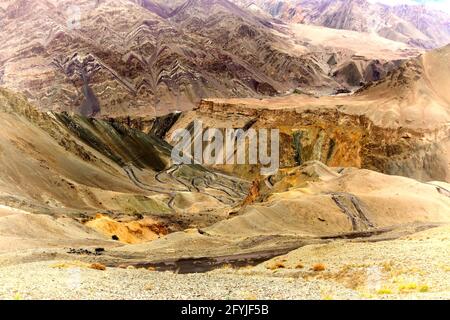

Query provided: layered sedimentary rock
[167,45,450,182]
[232,0,450,49]
[0,0,448,274]
[0,0,418,117]
[0,88,249,232]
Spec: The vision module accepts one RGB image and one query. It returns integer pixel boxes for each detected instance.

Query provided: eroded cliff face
[107,112,182,138]
[231,0,450,49]
[0,0,420,118]
[165,46,450,182]
[0,88,248,225]
[167,100,449,182]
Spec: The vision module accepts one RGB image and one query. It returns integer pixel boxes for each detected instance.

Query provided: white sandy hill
[287,23,418,60]
[0,207,114,253]
[205,161,450,239]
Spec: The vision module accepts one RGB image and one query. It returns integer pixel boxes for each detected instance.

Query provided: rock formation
[0,0,420,117]
[167,45,450,182]
[232,0,450,49]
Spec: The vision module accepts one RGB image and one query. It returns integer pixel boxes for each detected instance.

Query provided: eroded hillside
[0,0,419,117]
[0,87,249,251]
[167,45,450,182]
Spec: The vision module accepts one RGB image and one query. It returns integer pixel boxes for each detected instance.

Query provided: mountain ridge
[0,0,420,117]
[231,0,450,49]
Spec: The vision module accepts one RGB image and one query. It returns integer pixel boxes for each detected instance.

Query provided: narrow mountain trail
[123,164,248,208]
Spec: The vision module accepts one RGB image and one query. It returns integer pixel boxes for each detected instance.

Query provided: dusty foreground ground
[0,226,448,300]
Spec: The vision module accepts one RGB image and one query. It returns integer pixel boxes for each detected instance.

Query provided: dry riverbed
[0,225,448,300]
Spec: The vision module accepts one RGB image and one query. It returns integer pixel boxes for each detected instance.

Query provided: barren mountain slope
[0,87,250,251]
[204,162,450,238]
[1,85,449,266]
[89,161,450,265]
[0,0,326,116]
[232,0,450,49]
[0,161,448,298]
[237,0,305,22]
[167,45,450,181]
[391,4,450,48]
[0,0,419,118]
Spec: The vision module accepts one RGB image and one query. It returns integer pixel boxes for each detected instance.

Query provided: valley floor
[1,225,448,300]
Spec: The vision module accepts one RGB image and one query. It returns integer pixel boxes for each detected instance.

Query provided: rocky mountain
[0,0,418,118]
[391,4,450,48]
[0,86,250,238]
[167,45,450,182]
[232,0,450,49]
[229,0,305,22]
[1,86,449,264]
[0,1,449,299]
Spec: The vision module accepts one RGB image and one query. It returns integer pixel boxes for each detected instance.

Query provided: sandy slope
[102,162,450,264]
[205,163,450,238]
[0,212,115,253]
[287,23,418,60]
[0,161,447,272]
[0,88,248,254]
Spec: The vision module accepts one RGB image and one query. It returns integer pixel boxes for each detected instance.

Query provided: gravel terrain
[0,261,358,300]
[249,225,450,300]
[0,226,448,300]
